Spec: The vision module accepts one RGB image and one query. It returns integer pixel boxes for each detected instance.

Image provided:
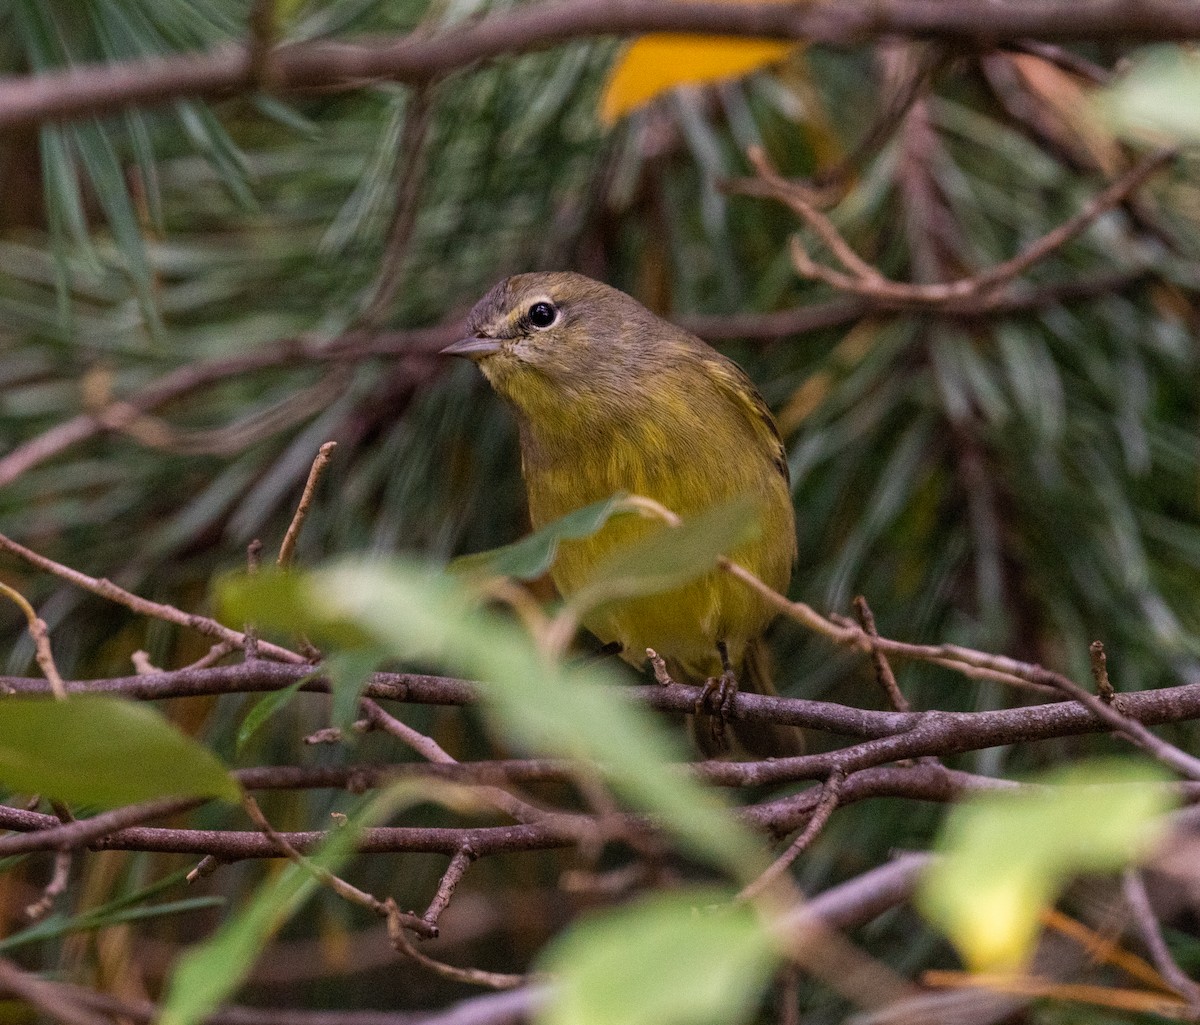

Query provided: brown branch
[240,794,437,939]
[421,845,476,933]
[358,86,438,328]
[0,322,459,491]
[1091,640,1117,704]
[0,762,1190,862]
[0,581,66,700]
[741,145,1175,308]
[9,663,1200,773]
[1122,869,1200,1010]
[715,556,1200,781]
[0,796,206,856]
[738,769,845,902]
[0,958,112,1025]
[3,0,1200,130]
[0,531,305,664]
[852,595,909,713]
[278,442,337,568]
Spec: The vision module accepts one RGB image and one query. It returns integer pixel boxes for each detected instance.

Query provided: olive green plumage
[448,272,802,757]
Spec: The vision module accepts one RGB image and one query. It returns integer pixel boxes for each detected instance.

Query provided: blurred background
[1,0,1199,1014]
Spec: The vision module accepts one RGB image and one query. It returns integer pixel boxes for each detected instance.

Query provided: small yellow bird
[444,272,802,757]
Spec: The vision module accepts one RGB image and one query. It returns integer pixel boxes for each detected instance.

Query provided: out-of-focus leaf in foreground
[918,758,1176,971]
[537,887,779,1025]
[570,494,760,614]
[450,493,631,581]
[0,696,240,808]
[1098,45,1200,142]
[219,554,764,882]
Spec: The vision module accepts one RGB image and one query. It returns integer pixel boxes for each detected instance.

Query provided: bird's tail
[691,638,806,759]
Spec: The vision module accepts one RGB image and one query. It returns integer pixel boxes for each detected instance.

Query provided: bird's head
[442,272,656,407]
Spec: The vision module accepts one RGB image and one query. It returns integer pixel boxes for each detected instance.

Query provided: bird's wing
[700,356,791,485]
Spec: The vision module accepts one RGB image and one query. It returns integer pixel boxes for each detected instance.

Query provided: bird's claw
[695,668,739,749]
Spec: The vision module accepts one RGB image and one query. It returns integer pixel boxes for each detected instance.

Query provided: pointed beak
[440,336,502,360]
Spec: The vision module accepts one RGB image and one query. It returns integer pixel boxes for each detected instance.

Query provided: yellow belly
[523,424,795,677]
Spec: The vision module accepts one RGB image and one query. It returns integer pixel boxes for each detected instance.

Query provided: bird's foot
[695,667,738,750]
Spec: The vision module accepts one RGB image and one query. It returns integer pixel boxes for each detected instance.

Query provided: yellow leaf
[600,35,794,124]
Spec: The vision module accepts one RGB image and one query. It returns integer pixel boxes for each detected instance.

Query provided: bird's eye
[527,301,557,329]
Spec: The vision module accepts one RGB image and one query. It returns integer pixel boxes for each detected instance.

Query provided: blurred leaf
[237,675,310,753]
[537,887,778,1025]
[918,758,1176,971]
[327,649,386,731]
[218,560,765,881]
[160,783,422,1025]
[601,35,794,124]
[1098,45,1200,142]
[0,864,221,952]
[0,897,224,953]
[450,493,631,581]
[0,696,240,808]
[571,494,760,612]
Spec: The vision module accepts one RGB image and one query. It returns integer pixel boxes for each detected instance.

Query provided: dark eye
[527,301,557,329]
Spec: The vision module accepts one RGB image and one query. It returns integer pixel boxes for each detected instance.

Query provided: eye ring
[527,301,557,329]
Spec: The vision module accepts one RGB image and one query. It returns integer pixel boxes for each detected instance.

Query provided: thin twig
[922,970,1190,1017]
[240,793,436,938]
[4,0,1200,131]
[360,699,592,833]
[1091,640,1117,704]
[852,596,909,712]
[1122,869,1200,1009]
[740,145,1175,307]
[738,769,846,902]
[24,849,71,921]
[421,845,476,933]
[0,957,112,1025]
[358,86,438,328]
[0,531,305,665]
[278,442,337,568]
[0,581,66,700]
[385,900,528,990]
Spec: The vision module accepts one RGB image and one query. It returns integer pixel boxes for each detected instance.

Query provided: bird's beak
[440,336,502,359]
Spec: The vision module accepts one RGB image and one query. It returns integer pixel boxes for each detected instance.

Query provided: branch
[739,145,1175,308]
[0,322,459,491]
[3,1,1200,129]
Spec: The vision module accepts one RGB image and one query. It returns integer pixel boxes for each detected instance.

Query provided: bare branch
[740,145,1175,308]
[278,442,338,568]
[1122,869,1200,1010]
[2,0,1200,130]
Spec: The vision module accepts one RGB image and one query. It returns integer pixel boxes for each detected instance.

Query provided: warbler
[444,272,802,757]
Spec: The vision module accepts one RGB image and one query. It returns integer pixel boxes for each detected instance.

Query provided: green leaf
[1098,45,1200,142]
[918,758,1176,971]
[237,676,310,753]
[217,561,765,882]
[160,782,426,1025]
[0,696,240,808]
[537,888,778,1025]
[327,649,386,732]
[0,898,224,954]
[0,865,219,953]
[450,493,631,581]
[571,495,760,612]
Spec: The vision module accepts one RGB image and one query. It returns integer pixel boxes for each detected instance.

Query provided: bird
[443,271,802,758]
